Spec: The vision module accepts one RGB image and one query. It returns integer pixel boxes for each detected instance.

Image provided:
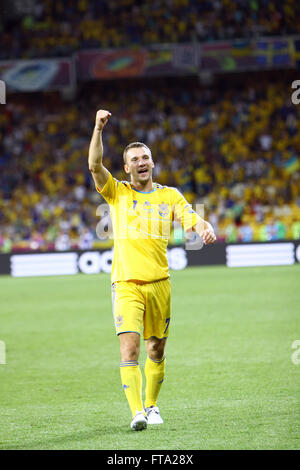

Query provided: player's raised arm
[88,109,111,190]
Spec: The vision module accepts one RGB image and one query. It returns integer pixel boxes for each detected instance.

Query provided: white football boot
[145,406,164,424]
[131,411,148,431]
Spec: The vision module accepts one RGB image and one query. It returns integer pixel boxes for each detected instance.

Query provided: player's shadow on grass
[18,423,167,449]
[15,424,135,450]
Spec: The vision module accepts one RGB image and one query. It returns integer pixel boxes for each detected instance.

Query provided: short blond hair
[123,142,152,163]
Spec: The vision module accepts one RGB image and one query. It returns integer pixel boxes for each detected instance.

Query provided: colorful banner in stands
[0,58,74,92]
[0,241,299,276]
[201,37,294,71]
[0,37,298,90]
[76,44,202,80]
[76,37,296,81]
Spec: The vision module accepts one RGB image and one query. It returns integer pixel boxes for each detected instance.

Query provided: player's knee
[147,338,165,361]
[150,349,164,361]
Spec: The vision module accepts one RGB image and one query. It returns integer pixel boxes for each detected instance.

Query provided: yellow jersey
[96,172,200,283]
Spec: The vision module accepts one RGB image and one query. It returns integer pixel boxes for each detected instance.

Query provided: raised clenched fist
[95,109,111,131]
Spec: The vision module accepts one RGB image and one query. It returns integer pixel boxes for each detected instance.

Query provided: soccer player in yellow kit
[89,110,216,431]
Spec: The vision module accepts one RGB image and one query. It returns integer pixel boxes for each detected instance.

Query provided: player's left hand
[200,229,217,245]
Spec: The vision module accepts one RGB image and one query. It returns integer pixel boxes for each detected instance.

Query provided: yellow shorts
[111,278,171,340]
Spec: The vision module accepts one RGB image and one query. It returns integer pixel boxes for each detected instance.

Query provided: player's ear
[124,163,130,174]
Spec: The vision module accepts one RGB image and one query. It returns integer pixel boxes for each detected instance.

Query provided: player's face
[124,147,154,183]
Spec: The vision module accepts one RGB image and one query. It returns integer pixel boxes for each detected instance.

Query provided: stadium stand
[0,71,299,252]
[1,0,300,59]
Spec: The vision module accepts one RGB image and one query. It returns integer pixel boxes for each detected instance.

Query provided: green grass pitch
[0,264,299,450]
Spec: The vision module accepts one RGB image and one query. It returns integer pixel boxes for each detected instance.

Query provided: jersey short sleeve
[96,172,118,205]
[172,188,201,231]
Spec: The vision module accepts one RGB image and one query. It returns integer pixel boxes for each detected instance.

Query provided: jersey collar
[130,183,157,194]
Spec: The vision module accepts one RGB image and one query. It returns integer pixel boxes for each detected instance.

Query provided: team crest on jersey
[158,203,169,217]
[143,201,153,213]
[115,315,123,328]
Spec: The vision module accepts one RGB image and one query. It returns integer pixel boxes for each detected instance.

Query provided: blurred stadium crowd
[0,73,299,253]
[1,0,299,59]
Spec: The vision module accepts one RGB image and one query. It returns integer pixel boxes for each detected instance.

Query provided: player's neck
[130,178,154,193]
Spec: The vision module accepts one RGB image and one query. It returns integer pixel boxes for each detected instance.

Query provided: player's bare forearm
[192,218,217,245]
[88,110,111,189]
[89,126,105,171]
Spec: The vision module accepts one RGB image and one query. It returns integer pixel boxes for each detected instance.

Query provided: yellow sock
[120,361,144,417]
[144,355,165,408]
